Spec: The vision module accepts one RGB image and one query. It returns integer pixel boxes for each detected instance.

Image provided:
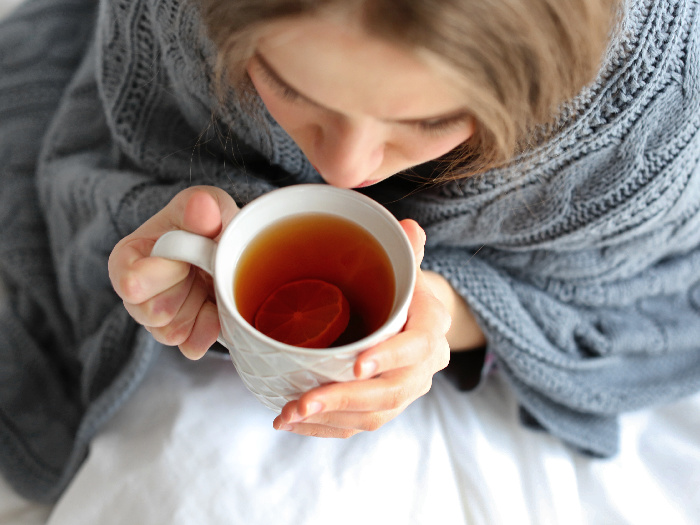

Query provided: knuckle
[151,324,189,347]
[332,393,352,412]
[440,316,451,336]
[388,384,409,409]
[437,340,451,371]
[424,330,450,371]
[144,296,183,327]
[419,377,433,398]
[438,301,451,328]
[427,293,451,335]
[438,349,450,372]
[142,306,173,328]
[146,328,170,346]
[415,330,433,358]
[118,271,144,303]
[425,332,442,361]
[167,322,195,346]
[363,414,386,432]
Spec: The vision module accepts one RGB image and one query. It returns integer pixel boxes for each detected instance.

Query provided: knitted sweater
[1,0,699,503]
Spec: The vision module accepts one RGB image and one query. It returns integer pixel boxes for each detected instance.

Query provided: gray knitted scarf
[1,0,699,503]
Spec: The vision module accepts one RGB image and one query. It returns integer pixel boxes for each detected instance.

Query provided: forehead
[254,15,467,120]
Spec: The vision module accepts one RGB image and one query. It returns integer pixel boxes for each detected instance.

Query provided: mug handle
[151,230,216,275]
[151,231,229,350]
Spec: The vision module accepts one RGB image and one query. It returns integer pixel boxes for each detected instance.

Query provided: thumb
[399,218,426,267]
[167,185,239,240]
[182,189,225,239]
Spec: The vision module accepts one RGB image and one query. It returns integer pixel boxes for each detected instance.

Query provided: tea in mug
[234,213,395,348]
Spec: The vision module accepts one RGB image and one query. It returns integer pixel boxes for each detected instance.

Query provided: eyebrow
[253,51,470,125]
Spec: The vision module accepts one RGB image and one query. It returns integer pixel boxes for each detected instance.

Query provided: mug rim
[213,184,416,356]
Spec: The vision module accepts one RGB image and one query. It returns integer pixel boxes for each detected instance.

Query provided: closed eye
[409,115,472,136]
[252,51,472,136]
[253,53,309,105]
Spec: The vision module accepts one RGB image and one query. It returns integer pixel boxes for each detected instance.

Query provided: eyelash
[272,80,302,103]
[257,59,468,136]
[257,62,303,103]
[413,117,468,136]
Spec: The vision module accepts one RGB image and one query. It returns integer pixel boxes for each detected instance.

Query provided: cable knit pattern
[0,0,699,502]
[383,0,700,455]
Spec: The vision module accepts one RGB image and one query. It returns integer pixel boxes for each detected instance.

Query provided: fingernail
[304,401,324,417]
[360,360,378,378]
[274,419,293,431]
[288,413,302,423]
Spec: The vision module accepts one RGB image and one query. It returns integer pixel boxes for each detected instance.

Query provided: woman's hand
[108,186,239,360]
[273,219,453,437]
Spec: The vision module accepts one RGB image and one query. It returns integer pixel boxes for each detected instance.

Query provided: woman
[1,0,699,503]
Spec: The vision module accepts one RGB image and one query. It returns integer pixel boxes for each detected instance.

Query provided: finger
[110,238,192,304]
[274,400,374,436]
[353,328,439,380]
[134,186,235,242]
[277,421,363,438]
[182,190,225,238]
[352,288,450,381]
[109,187,237,303]
[273,419,362,438]
[282,367,432,423]
[404,282,451,337]
[273,399,304,432]
[179,300,220,359]
[123,266,197,327]
[399,218,426,266]
[147,271,211,346]
[284,407,402,434]
[401,287,452,373]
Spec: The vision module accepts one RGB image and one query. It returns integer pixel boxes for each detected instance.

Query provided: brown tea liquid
[234,213,395,347]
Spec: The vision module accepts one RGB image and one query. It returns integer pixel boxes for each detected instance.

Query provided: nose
[311,117,385,188]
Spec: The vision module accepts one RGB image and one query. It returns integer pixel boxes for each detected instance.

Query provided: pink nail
[304,401,324,417]
[360,360,378,378]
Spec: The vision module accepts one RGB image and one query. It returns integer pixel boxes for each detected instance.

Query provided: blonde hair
[198,0,620,179]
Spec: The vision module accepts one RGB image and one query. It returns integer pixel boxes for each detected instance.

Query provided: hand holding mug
[110,184,450,436]
[273,219,452,438]
[147,184,416,411]
[108,186,239,359]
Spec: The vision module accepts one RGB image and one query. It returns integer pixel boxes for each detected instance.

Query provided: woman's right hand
[108,186,240,359]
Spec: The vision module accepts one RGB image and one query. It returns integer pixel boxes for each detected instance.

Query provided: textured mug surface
[152,185,415,411]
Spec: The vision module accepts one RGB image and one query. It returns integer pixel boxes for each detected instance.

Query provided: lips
[353,178,381,189]
[310,163,380,188]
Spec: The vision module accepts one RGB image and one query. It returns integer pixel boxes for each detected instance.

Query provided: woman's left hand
[273,219,451,437]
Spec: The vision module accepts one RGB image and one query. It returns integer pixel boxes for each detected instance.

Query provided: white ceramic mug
[151,184,416,411]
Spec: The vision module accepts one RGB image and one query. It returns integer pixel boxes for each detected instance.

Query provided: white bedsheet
[2,346,699,525]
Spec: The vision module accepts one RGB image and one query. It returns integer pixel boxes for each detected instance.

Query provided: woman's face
[246,15,474,189]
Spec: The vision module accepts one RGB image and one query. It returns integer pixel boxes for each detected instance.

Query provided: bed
[1,0,700,522]
[2,341,699,524]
